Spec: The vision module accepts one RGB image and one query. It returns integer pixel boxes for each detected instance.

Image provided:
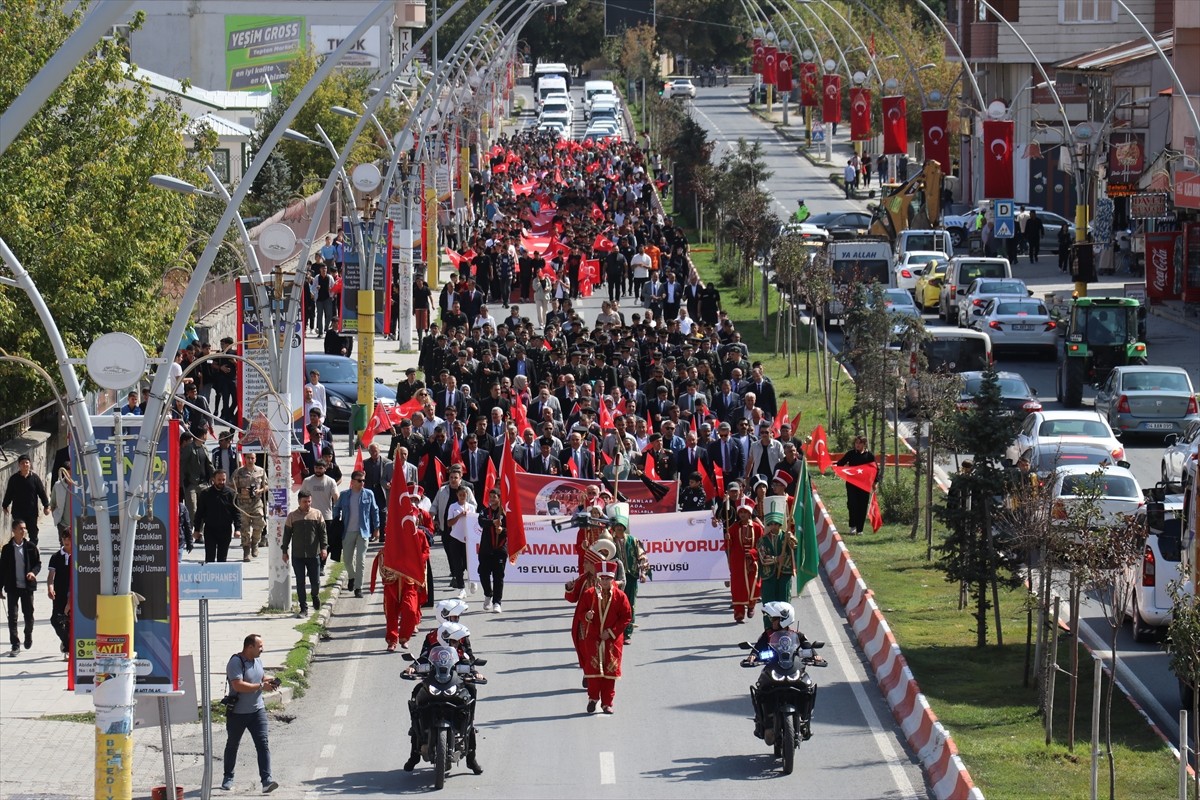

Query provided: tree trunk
[1024,563,1035,688]
[1068,583,1080,751]
[910,425,922,540]
[984,502,1003,646]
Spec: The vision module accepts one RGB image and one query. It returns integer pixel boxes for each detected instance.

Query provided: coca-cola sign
[1143,231,1181,303]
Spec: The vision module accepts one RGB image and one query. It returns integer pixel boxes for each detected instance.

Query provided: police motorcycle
[738,603,826,775]
[401,622,487,789]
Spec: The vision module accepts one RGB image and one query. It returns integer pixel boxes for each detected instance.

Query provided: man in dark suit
[1,519,41,655]
[557,430,595,479]
[436,376,468,420]
[461,435,491,497]
[506,346,538,386]
[747,368,777,419]
[710,379,740,422]
[706,422,745,479]
[674,430,712,479]
[531,439,560,475]
[513,429,540,471]
[301,409,334,476]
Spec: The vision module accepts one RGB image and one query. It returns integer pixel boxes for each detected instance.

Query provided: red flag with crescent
[763,46,777,86]
[982,119,1015,199]
[752,38,764,75]
[850,87,871,141]
[868,493,883,532]
[498,438,527,562]
[799,63,818,107]
[922,109,950,170]
[822,74,842,123]
[776,53,793,93]
[809,424,832,475]
[881,95,907,155]
[834,463,877,494]
[772,400,788,435]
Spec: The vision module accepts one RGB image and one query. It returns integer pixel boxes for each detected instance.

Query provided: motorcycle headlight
[426,685,443,696]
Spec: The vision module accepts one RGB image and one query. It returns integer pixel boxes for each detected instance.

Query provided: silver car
[1094,365,1199,439]
[956,277,1030,327]
[1160,419,1200,490]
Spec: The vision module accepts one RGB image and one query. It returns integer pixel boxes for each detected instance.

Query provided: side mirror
[1164,433,1178,446]
[811,641,825,649]
[972,308,983,317]
[473,658,488,666]
[375,377,384,384]
[1117,460,1132,469]
[1027,289,1034,297]
[401,653,415,662]
[738,641,752,650]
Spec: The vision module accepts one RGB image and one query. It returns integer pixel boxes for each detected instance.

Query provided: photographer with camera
[222,633,280,794]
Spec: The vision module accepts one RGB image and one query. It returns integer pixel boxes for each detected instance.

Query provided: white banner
[466,511,728,584]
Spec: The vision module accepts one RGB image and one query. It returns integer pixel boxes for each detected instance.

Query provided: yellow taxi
[913,260,947,312]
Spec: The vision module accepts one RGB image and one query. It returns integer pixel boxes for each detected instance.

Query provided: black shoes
[347,579,355,592]
[467,755,483,775]
[354,590,363,598]
[403,753,419,772]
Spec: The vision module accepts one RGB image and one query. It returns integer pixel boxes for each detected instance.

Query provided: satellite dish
[351,163,383,195]
[258,223,297,260]
[87,333,148,391]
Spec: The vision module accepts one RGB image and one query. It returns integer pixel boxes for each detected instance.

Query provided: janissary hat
[763,494,789,526]
[772,469,794,489]
[591,534,618,561]
[737,497,757,515]
[607,501,630,531]
[596,560,619,578]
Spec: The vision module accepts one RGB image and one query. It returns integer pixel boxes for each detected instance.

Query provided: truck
[814,238,892,325]
[867,160,946,247]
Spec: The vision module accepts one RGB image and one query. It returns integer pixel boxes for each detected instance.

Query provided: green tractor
[1056,296,1148,408]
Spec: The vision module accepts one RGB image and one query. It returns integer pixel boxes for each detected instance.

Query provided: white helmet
[762,601,796,629]
[437,621,470,647]
[436,598,469,622]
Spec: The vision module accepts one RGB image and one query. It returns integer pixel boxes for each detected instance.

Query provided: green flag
[794,458,821,594]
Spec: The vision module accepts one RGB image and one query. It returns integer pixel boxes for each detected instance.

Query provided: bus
[904,328,993,407]
[533,62,571,93]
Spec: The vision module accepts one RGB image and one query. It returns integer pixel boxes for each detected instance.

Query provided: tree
[1165,578,1200,800]
[520,2,605,68]
[935,370,1023,646]
[0,1,215,413]
[656,0,744,68]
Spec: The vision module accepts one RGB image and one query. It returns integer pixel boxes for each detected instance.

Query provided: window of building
[1060,0,1116,23]
[984,0,1020,23]
[212,149,230,183]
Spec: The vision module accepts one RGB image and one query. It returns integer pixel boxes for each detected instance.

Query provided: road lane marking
[328,723,343,738]
[805,580,921,798]
[599,751,616,784]
[334,703,349,718]
[311,766,328,780]
[320,743,336,760]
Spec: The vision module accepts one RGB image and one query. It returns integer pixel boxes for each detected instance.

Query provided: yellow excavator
[867,160,944,245]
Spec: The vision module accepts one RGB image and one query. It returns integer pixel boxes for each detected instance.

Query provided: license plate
[1144,422,1173,430]
[1012,324,1033,331]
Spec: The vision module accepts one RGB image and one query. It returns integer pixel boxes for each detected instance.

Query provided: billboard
[516,473,678,516]
[339,219,394,335]
[310,25,380,69]
[236,278,306,439]
[71,417,180,693]
[604,0,654,36]
[225,15,306,90]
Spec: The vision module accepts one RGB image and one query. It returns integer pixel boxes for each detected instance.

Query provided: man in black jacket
[0,519,41,655]
[3,454,50,547]
[47,529,72,659]
[194,470,242,564]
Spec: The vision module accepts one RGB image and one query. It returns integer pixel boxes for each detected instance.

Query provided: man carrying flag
[369,469,429,651]
[833,435,878,535]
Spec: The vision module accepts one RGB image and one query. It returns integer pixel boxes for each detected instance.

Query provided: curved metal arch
[819,0,928,105]
[1113,0,1200,146]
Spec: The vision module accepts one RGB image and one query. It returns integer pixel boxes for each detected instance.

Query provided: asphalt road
[679,87,1199,757]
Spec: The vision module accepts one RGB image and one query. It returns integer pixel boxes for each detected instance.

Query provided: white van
[938,256,1012,325]
[584,80,617,118]
[537,75,569,111]
[534,62,570,92]
[895,229,953,261]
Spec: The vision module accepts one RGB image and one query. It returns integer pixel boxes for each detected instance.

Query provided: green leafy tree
[0,1,214,413]
[657,0,744,67]
[936,369,1023,646]
[1166,579,1200,800]
[520,2,605,67]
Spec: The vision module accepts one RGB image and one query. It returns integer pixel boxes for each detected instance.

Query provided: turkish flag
[597,398,614,430]
[360,401,393,447]
[450,434,464,467]
[698,457,719,501]
[791,410,803,433]
[752,38,764,75]
[850,87,871,141]
[642,444,659,480]
[483,456,497,499]
[713,462,726,496]
[881,95,907,155]
[592,234,616,253]
[922,109,950,171]
[776,53,793,93]
[868,493,883,532]
[822,74,842,123]
[389,397,423,425]
[353,448,364,473]
[799,63,818,107]
[982,119,1015,199]
[511,394,529,434]
[810,425,833,475]
[772,400,789,435]
[498,439,527,562]
[763,46,777,86]
[834,462,878,493]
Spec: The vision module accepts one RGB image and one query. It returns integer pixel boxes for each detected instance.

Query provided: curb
[267,566,349,705]
[813,489,984,800]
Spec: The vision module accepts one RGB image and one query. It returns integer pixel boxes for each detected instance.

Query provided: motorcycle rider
[403,621,484,774]
[742,602,819,741]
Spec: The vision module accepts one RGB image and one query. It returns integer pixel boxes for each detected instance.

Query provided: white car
[536,122,566,138]
[1127,495,1186,641]
[956,277,1030,327]
[666,78,697,99]
[893,251,947,293]
[1009,410,1125,465]
[1049,463,1144,528]
[541,96,573,119]
[539,111,571,130]
[967,297,1058,358]
[1160,419,1200,490]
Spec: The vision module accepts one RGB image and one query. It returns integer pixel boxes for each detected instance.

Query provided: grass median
[690,243,1180,798]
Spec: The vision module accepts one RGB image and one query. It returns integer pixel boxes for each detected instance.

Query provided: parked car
[955,370,1041,415]
[1009,410,1125,465]
[1049,463,1144,528]
[956,277,1031,326]
[666,78,696,99]
[893,251,946,293]
[304,353,397,429]
[805,210,874,240]
[779,221,832,244]
[967,297,1058,359]
[1160,419,1200,490]
[1021,209,1077,255]
[1094,365,1199,439]
[1127,492,1185,642]
[1021,442,1124,479]
[913,261,947,312]
[938,257,1012,325]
